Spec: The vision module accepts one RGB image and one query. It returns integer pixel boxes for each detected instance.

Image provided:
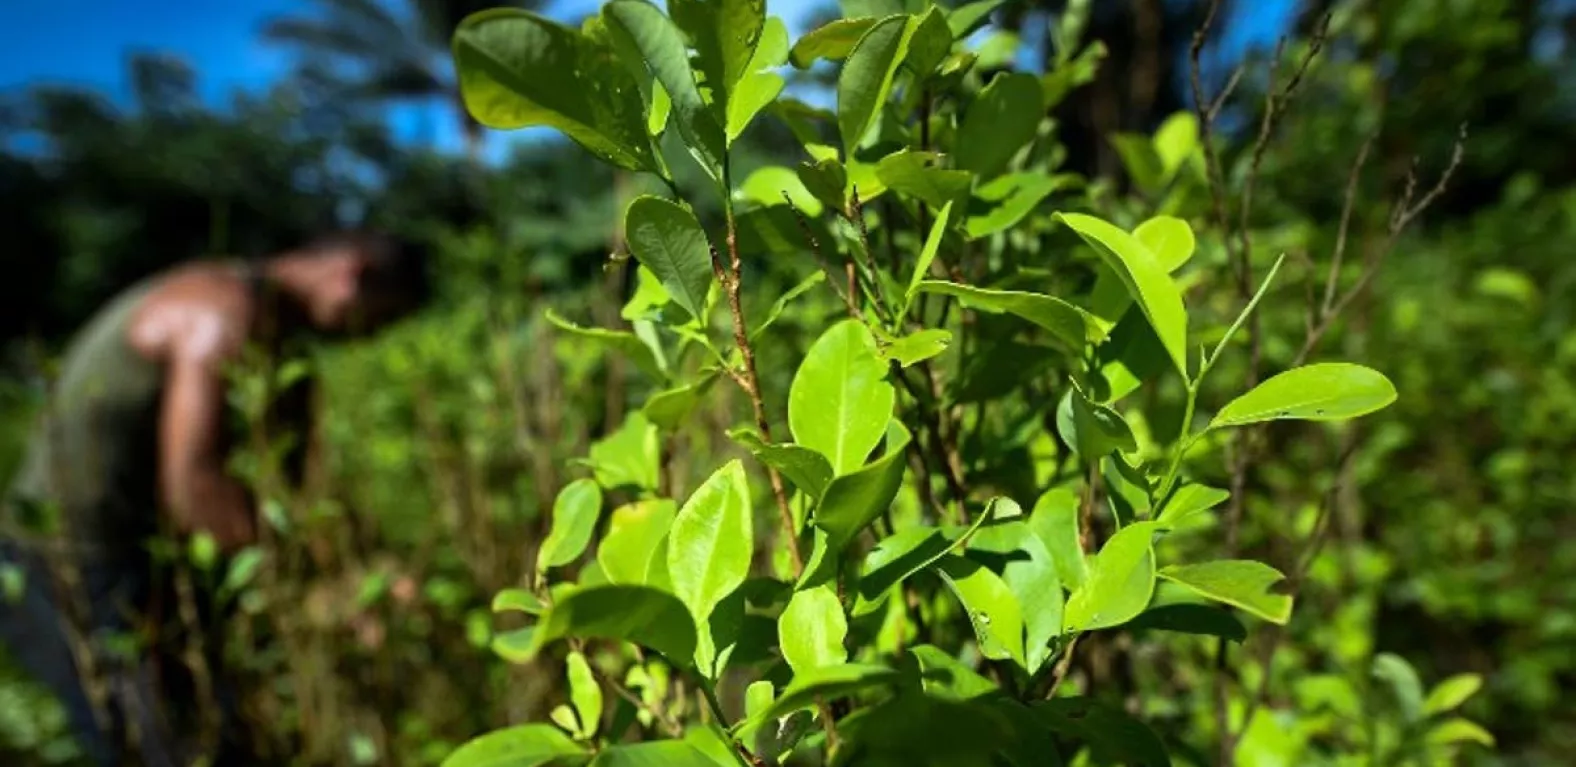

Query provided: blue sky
[0,0,1295,157]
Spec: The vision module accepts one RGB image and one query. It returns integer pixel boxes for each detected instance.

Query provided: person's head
[270,230,432,336]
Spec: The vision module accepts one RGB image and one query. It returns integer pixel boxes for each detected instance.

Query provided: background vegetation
[1,0,1572,764]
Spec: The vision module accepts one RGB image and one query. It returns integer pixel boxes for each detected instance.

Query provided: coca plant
[441,1,1402,765]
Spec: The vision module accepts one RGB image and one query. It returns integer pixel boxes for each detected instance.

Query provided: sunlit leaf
[587,740,719,767]
[1160,560,1292,625]
[1063,522,1157,633]
[879,329,952,368]
[1424,674,1485,716]
[1056,388,1137,461]
[1057,212,1188,377]
[742,663,901,729]
[740,166,821,216]
[790,17,879,68]
[789,319,897,475]
[778,585,848,673]
[537,479,604,573]
[937,554,1026,667]
[913,281,1098,353]
[668,460,754,676]
[1156,484,1229,529]
[727,427,834,499]
[810,420,912,574]
[967,520,1063,671]
[965,172,1076,239]
[598,499,678,585]
[1209,363,1398,430]
[1134,216,1194,273]
[837,15,914,156]
[584,411,661,492]
[532,584,697,665]
[876,149,972,209]
[566,651,603,739]
[440,723,589,767]
[1028,487,1087,591]
[604,0,726,179]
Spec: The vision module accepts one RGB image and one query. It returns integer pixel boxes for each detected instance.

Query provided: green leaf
[913,281,1097,353]
[1134,216,1194,273]
[598,499,678,585]
[220,547,264,594]
[810,420,912,571]
[1372,653,1425,723]
[624,196,715,323]
[1032,697,1168,767]
[797,159,849,213]
[546,309,666,381]
[837,15,914,156]
[875,150,971,209]
[440,723,589,767]
[644,375,718,432]
[584,411,662,492]
[909,645,996,701]
[1057,212,1188,377]
[789,319,897,475]
[752,271,827,341]
[1152,111,1198,180]
[967,520,1064,672]
[536,479,604,574]
[604,0,726,179]
[1056,388,1137,461]
[1156,484,1229,528]
[908,200,953,303]
[1426,718,1495,749]
[1028,488,1087,591]
[965,173,1076,239]
[453,10,655,173]
[740,166,821,217]
[587,740,718,767]
[744,663,901,729]
[493,588,546,615]
[1424,674,1484,716]
[727,427,835,499]
[880,329,952,368]
[668,460,754,676]
[902,8,953,81]
[1208,363,1398,430]
[937,555,1027,668]
[727,72,785,144]
[1159,560,1293,625]
[853,499,997,616]
[566,651,604,740]
[778,585,848,673]
[1063,522,1157,633]
[532,585,697,666]
[955,72,1044,178]
[670,0,765,117]
[490,628,536,663]
[790,17,879,68]
[945,0,1003,39]
[1128,603,1246,643]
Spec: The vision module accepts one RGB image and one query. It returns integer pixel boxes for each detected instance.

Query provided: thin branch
[783,193,860,319]
[1319,134,1377,317]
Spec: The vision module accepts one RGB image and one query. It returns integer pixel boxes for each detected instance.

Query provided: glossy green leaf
[1129,603,1246,643]
[853,502,995,616]
[1424,674,1484,716]
[744,663,901,729]
[727,427,834,499]
[727,71,785,144]
[1156,484,1229,528]
[812,420,912,563]
[598,499,678,585]
[1159,560,1293,625]
[532,585,697,665]
[875,150,971,209]
[1427,719,1495,748]
[453,10,655,173]
[1057,212,1188,377]
[740,166,820,216]
[1063,522,1157,633]
[1153,111,1198,179]
[537,479,604,573]
[788,319,897,475]
[1055,388,1137,461]
[945,0,1003,39]
[902,8,953,81]
[967,520,1063,671]
[913,281,1097,353]
[624,196,715,323]
[1032,697,1168,767]
[1372,653,1425,723]
[584,411,661,492]
[909,645,996,701]
[546,309,666,381]
[668,460,754,676]
[566,651,603,739]
[790,17,879,68]
[1134,216,1194,273]
[645,534,674,592]
[440,723,589,767]
[604,1,725,178]
[778,585,848,673]
[837,15,913,156]
[956,72,1044,178]
[587,740,718,767]
[937,555,1027,667]
[669,0,764,117]
[880,329,952,368]
[965,173,1076,239]
[490,627,536,664]
[908,200,953,304]
[492,588,545,615]
[1209,363,1399,429]
[1028,487,1087,591]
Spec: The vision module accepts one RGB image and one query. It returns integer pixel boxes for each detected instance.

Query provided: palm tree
[260,0,540,159]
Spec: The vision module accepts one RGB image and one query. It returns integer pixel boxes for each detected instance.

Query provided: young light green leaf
[531,584,697,665]
[440,723,589,767]
[727,71,785,144]
[740,166,821,216]
[937,555,1027,668]
[743,663,901,730]
[537,479,604,573]
[880,329,952,368]
[1028,487,1087,591]
[604,1,726,179]
[668,460,754,676]
[967,520,1064,672]
[1129,603,1247,643]
[490,627,536,663]
[907,200,953,304]
[1057,212,1188,377]
[1426,719,1495,749]
[587,740,718,767]
[545,309,667,381]
[1209,363,1398,429]
[1063,522,1157,633]
[1372,653,1425,723]
[965,173,1077,239]
[584,411,661,492]
[875,149,972,209]
[945,0,1004,39]
[837,15,914,157]
[727,426,834,498]
[913,281,1098,353]
[810,420,912,568]
[788,319,897,475]
[790,17,879,68]
[955,72,1045,179]
[220,548,264,594]
[778,585,848,673]
[453,10,656,174]
[624,196,715,323]
[566,651,603,740]
[1153,111,1199,180]
[1159,560,1293,625]
[598,499,678,585]
[1424,674,1484,716]
[1134,216,1195,273]
[1032,697,1168,767]
[1156,484,1229,528]
[493,588,546,615]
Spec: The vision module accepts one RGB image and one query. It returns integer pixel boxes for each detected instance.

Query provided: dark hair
[301,229,434,309]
